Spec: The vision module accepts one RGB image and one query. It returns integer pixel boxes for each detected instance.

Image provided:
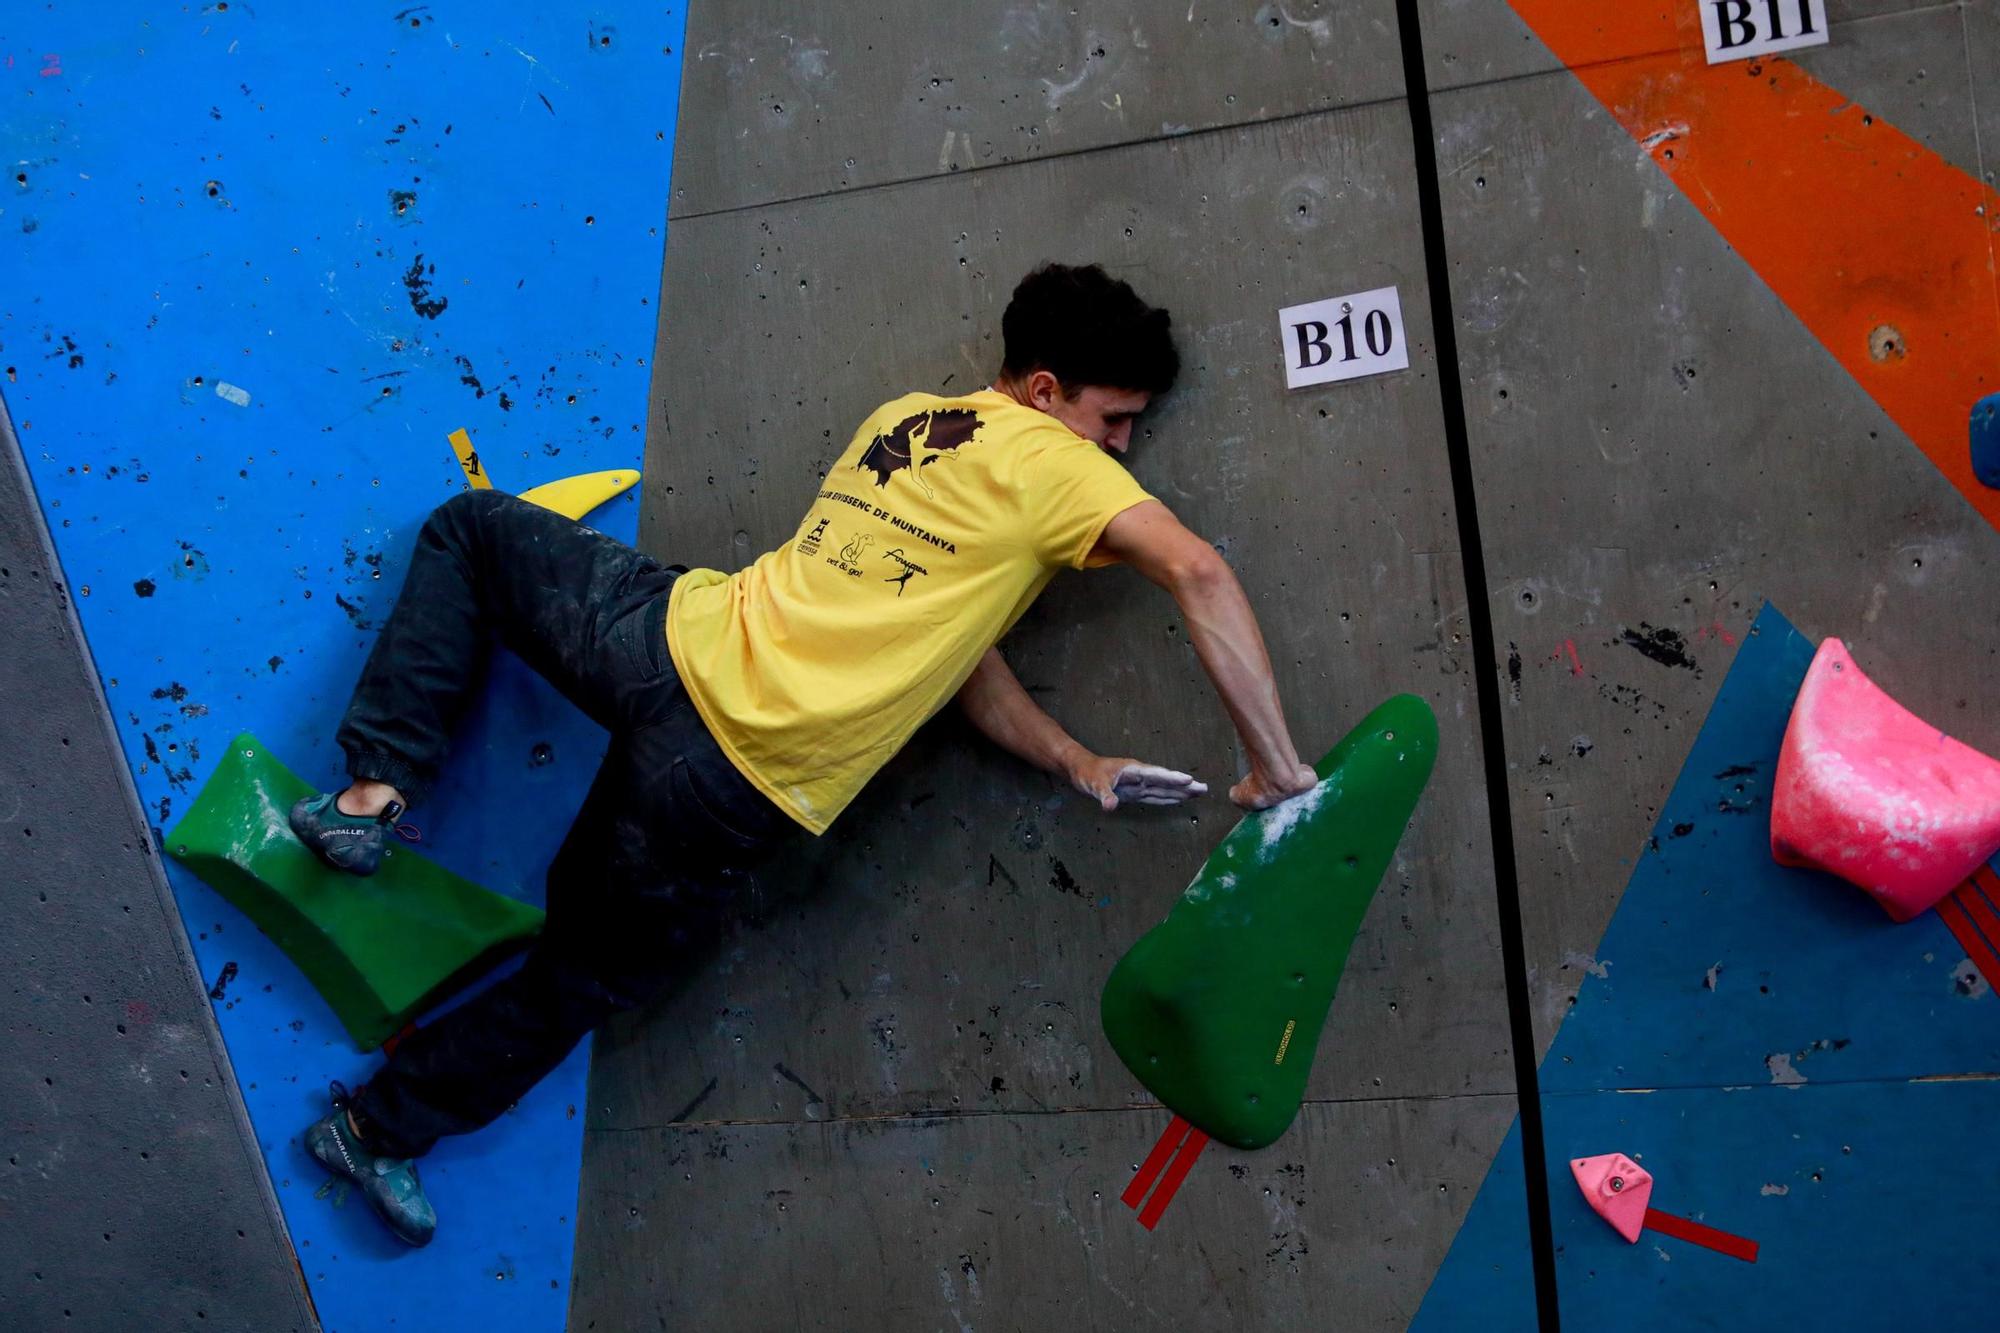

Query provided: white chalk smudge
[786,43,831,83]
[935,1268,973,1333]
[1257,778,1331,857]
[1863,581,1888,624]
[1563,951,1610,979]
[1640,185,1665,230]
[214,381,251,407]
[1273,2,1334,42]
[1639,122,1689,152]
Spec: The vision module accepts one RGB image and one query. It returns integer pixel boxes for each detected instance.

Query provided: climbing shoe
[303,1082,436,1247]
[288,791,405,876]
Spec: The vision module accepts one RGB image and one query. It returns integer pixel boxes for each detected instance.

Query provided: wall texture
[576,3,1532,1329]
[0,401,313,1332]
[6,1,1997,1329]
[0,6,688,1330]
[583,1,2000,1330]
[1412,2,2000,1325]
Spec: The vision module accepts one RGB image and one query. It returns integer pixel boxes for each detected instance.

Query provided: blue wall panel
[1540,611,2000,1092]
[1,6,685,1328]
[1536,1080,2000,1327]
[1417,605,2000,1328]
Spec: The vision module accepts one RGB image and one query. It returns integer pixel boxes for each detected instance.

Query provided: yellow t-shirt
[666,389,1154,834]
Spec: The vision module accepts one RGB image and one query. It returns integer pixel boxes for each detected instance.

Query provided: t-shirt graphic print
[856,407,983,492]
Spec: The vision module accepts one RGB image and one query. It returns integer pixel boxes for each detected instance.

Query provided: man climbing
[292,262,1320,1246]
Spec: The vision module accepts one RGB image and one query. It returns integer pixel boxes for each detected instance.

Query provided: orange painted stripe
[1504,1,2000,532]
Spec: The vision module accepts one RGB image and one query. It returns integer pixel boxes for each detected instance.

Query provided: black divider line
[1391,3,1562,1329]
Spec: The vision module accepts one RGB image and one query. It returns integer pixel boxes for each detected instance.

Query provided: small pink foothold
[1771,638,2000,921]
[1571,1152,1653,1243]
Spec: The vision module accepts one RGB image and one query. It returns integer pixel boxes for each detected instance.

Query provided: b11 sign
[1278,286,1408,390]
[1700,0,1829,64]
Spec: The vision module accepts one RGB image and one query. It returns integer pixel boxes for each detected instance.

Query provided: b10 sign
[1278,286,1409,390]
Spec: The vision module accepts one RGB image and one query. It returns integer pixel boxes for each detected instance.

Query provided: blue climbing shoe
[303,1083,436,1247]
[288,791,404,876]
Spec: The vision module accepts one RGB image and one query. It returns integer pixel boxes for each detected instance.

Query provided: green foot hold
[167,733,544,1050]
[1100,695,1438,1150]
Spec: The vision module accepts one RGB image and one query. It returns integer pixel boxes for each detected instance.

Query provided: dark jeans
[334,490,789,1159]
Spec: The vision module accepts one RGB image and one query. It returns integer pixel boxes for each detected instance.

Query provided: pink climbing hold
[1571,1152,1653,1243]
[1771,638,2000,922]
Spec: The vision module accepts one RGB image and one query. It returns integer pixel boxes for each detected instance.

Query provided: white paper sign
[1699,0,1829,65]
[1278,286,1409,390]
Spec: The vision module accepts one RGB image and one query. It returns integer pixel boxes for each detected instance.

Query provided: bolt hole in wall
[0,7,689,1330]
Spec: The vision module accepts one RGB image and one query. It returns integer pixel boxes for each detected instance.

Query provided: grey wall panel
[1968,0,1999,188]
[671,0,1405,217]
[615,105,1514,1130]
[572,1094,1519,1332]
[1420,0,1945,95]
[0,405,315,1332]
[1430,23,2000,1051]
[588,7,1570,1327]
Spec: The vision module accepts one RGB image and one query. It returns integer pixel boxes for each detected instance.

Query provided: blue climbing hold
[1973,391,2000,490]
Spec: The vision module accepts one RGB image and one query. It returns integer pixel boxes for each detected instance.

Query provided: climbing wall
[1408,2,2000,1324]
[5,1,1998,1329]
[1423,0,2000,1045]
[585,0,2000,1329]
[577,4,1534,1328]
[0,6,688,1330]
[1,398,315,1333]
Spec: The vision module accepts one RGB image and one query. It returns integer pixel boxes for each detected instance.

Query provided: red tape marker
[1135,1128,1209,1231]
[1121,1116,1191,1211]
[1643,1207,1759,1263]
[1963,871,2000,945]
[1121,1115,1211,1230]
[380,1021,420,1058]
[1939,894,2000,989]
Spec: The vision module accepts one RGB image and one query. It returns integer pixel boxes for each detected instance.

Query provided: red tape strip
[1121,1116,1190,1211]
[1957,879,2000,957]
[1136,1128,1209,1231]
[380,1021,419,1058]
[1939,895,2000,990]
[1968,868,2000,925]
[1644,1207,1759,1263]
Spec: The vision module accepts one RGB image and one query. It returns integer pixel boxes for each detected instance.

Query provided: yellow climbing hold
[445,426,638,522]
[518,469,640,522]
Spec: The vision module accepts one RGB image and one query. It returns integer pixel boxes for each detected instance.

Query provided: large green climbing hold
[1100,695,1438,1150]
[167,733,544,1050]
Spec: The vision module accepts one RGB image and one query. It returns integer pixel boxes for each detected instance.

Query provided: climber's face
[1018,370,1151,455]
